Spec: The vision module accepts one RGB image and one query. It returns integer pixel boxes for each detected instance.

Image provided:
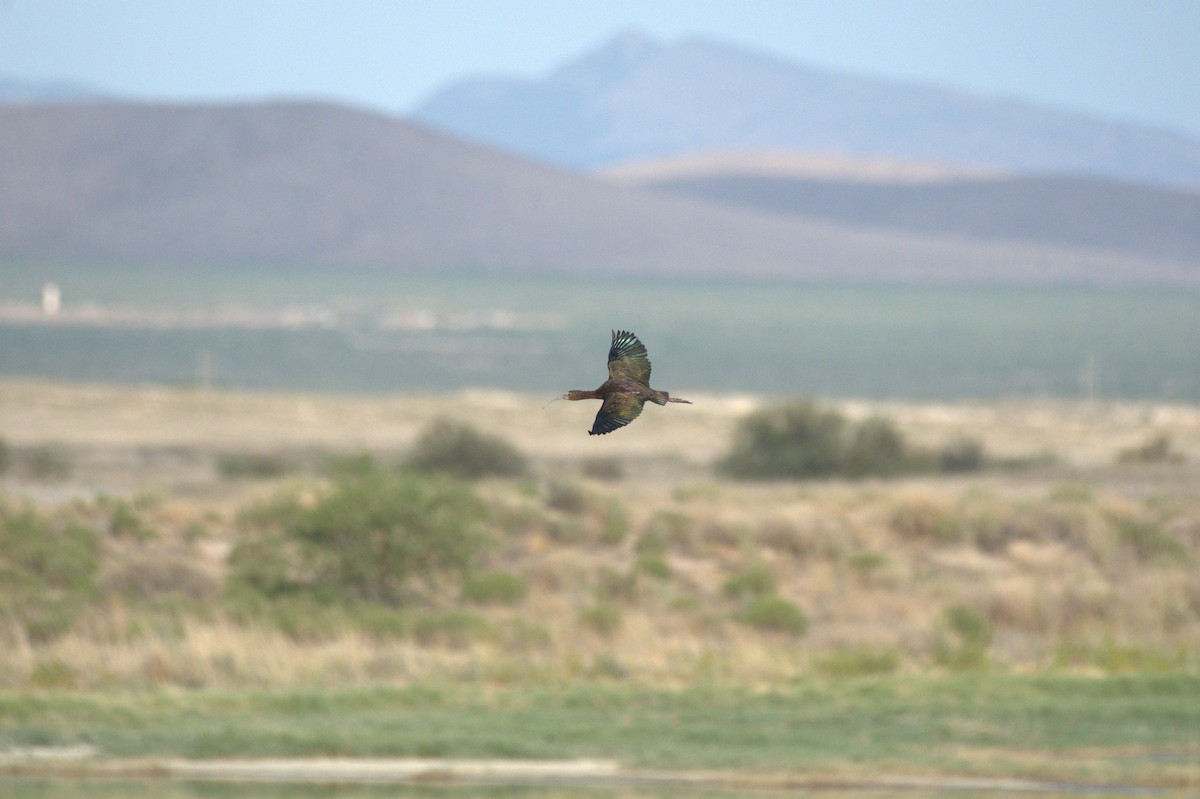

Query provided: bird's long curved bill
[542,395,565,410]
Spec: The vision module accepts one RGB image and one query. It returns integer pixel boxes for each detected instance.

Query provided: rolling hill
[411,30,1200,187]
[599,153,1200,263]
[0,101,1195,286]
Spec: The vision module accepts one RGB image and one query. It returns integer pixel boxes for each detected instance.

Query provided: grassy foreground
[1,676,1198,787]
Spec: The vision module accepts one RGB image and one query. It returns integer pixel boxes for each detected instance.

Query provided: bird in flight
[552,329,692,435]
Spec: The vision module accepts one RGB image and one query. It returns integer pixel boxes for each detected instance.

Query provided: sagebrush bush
[843,416,910,478]
[722,565,777,600]
[0,499,99,642]
[934,603,992,670]
[407,418,528,479]
[739,596,809,636]
[720,400,965,480]
[578,602,623,636]
[461,571,527,605]
[1117,433,1181,464]
[719,400,846,479]
[229,469,488,608]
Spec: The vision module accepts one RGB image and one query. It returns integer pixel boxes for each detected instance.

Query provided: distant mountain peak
[410,31,1200,186]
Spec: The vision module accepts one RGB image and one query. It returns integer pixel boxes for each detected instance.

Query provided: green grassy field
[2,263,1199,399]
[1,676,1198,787]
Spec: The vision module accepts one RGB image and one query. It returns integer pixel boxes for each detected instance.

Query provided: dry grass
[2,379,1199,689]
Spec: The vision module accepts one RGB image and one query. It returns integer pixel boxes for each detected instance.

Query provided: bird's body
[559,330,691,435]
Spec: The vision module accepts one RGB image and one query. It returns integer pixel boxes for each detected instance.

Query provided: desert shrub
[1107,511,1187,563]
[0,437,10,474]
[0,500,99,642]
[578,602,623,636]
[634,553,672,581]
[721,400,967,480]
[1052,639,1187,673]
[635,529,669,558]
[843,416,910,478]
[756,517,809,557]
[719,400,846,479]
[411,609,491,648]
[461,571,527,605]
[815,646,900,677]
[738,596,808,636]
[581,457,624,481]
[321,451,382,479]
[939,436,987,473]
[588,653,629,680]
[594,566,637,603]
[889,495,961,543]
[229,469,487,608]
[1117,433,1181,464]
[846,550,889,580]
[107,499,156,541]
[22,445,72,480]
[934,603,992,670]
[722,565,777,600]
[599,500,629,546]
[217,452,293,479]
[100,543,217,604]
[544,480,587,514]
[407,418,527,479]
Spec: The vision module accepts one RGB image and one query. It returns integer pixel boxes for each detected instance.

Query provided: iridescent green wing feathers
[590,392,645,435]
[607,329,651,384]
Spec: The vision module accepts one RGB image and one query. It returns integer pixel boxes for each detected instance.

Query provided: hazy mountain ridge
[0,101,1195,286]
[0,76,108,103]
[603,161,1200,263]
[412,31,1200,187]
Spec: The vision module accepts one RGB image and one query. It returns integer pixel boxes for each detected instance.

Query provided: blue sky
[2,0,1198,137]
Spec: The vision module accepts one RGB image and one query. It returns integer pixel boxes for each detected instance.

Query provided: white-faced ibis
[554,329,692,435]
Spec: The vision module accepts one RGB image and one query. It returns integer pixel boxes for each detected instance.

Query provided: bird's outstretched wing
[590,392,645,435]
[607,329,651,384]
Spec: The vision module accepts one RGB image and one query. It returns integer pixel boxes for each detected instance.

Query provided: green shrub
[229,469,487,608]
[1117,433,1181,464]
[890,496,961,543]
[815,646,900,678]
[407,419,528,479]
[739,596,808,636]
[581,457,624,481]
[411,609,492,648]
[108,499,156,541]
[578,602,623,636]
[599,500,630,546]
[722,565,777,600]
[846,551,889,580]
[217,452,293,479]
[719,400,846,479]
[721,401,959,480]
[23,445,72,480]
[1107,511,1186,563]
[461,571,527,605]
[0,500,99,642]
[934,603,992,670]
[544,480,587,513]
[843,416,910,478]
[634,554,672,581]
[939,436,987,473]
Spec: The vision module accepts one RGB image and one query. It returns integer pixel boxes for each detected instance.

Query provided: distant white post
[41,282,61,316]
